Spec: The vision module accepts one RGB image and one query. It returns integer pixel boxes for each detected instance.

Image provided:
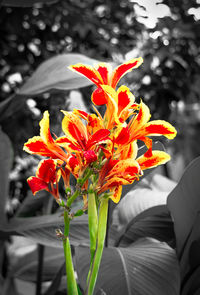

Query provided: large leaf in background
[108,141,171,230]
[113,173,176,232]
[167,157,200,294]
[43,262,65,295]
[10,246,64,282]
[18,54,97,96]
[1,0,59,7]
[0,128,12,279]
[0,128,12,224]
[0,53,97,122]
[76,238,180,295]
[115,205,174,247]
[0,213,89,248]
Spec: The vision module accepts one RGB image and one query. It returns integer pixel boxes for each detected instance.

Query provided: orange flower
[69,58,143,106]
[56,111,110,164]
[115,101,177,156]
[27,159,60,201]
[97,158,142,203]
[99,85,139,129]
[23,111,68,162]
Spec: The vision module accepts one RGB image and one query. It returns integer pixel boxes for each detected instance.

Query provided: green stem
[63,210,78,295]
[87,187,98,283]
[66,190,79,208]
[86,198,109,295]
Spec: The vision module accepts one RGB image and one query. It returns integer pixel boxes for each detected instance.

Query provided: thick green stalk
[87,187,98,283]
[63,210,78,295]
[86,198,109,295]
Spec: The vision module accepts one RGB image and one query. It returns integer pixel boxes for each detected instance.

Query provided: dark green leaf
[76,238,180,295]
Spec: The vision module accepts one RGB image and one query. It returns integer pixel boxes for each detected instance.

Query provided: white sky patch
[132,0,171,28]
[188,7,200,20]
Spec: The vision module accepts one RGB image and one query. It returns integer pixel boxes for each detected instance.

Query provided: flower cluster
[24,57,177,204]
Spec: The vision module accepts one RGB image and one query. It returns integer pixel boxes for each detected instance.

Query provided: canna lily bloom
[115,101,177,156]
[23,111,69,162]
[69,57,143,106]
[99,85,139,129]
[27,159,61,201]
[97,158,142,203]
[56,111,110,164]
[97,149,171,203]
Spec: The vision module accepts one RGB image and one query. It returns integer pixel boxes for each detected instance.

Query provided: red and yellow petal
[86,129,110,149]
[111,57,143,88]
[68,64,104,86]
[39,111,54,144]
[55,136,81,152]
[61,111,88,147]
[117,85,135,115]
[92,88,108,105]
[27,176,48,195]
[87,113,104,134]
[107,158,141,180]
[120,141,138,160]
[36,159,57,183]
[143,120,177,139]
[95,63,112,84]
[115,126,130,145]
[110,185,122,203]
[128,101,151,141]
[137,151,171,170]
[23,136,55,157]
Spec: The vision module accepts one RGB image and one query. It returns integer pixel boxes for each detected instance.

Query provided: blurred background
[0,0,200,225]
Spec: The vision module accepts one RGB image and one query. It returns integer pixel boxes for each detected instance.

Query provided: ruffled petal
[36,159,57,183]
[107,158,141,180]
[87,113,104,134]
[100,85,120,128]
[128,101,151,141]
[120,141,138,160]
[68,64,103,86]
[27,176,48,195]
[95,63,112,84]
[117,85,135,115]
[115,126,130,145]
[23,136,55,157]
[86,129,110,149]
[110,185,122,203]
[39,111,54,144]
[61,111,88,148]
[143,120,177,139]
[137,151,171,170]
[111,57,143,88]
[55,136,81,151]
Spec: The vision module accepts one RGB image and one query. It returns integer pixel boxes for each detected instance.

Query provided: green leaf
[18,54,98,96]
[1,0,59,7]
[76,238,180,295]
[115,205,175,247]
